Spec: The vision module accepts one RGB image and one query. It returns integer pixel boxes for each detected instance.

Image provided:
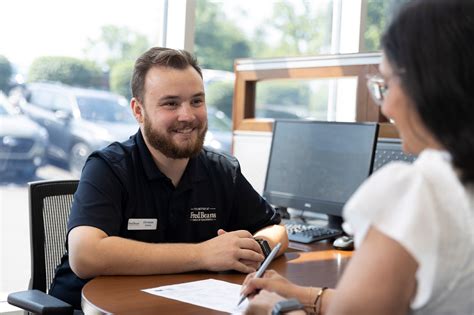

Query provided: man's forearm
[253,224,289,256]
[69,226,266,278]
[92,237,205,276]
[69,228,206,278]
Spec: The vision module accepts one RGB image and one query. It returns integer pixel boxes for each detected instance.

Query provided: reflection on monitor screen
[263,120,379,229]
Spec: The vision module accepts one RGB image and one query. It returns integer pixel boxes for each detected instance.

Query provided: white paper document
[143,278,248,314]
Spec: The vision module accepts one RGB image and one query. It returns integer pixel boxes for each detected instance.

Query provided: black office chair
[7,179,82,315]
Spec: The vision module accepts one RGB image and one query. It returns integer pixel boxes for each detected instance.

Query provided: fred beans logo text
[189,207,217,222]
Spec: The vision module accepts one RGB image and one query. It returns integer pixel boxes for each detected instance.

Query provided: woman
[242,0,474,314]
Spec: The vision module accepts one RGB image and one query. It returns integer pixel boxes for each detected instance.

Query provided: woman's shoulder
[367,149,453,191]
[343,149,459,230]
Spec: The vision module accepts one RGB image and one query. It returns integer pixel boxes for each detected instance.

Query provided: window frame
[232,52,397,137]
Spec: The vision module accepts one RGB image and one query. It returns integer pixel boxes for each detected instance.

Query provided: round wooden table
[82,242,352,314]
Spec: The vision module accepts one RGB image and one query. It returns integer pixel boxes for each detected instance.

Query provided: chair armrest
[7,289,73,315]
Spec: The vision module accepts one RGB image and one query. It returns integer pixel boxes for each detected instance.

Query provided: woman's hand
[245,290,306,315]
[241,270,308,300]
[244,290,284,315]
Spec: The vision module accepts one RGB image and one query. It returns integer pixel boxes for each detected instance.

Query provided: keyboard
[285,221,343,244]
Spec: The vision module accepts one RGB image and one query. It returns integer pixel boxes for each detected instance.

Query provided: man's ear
[131,98,144,124]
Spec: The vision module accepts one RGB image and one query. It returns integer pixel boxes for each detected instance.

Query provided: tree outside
[28,56,103,88]
[83,25,150,70]
[364,0,411,51]
[194,0,334,120]
[251,0,332,58]
[194,0,251,72]
[109,60,134,101]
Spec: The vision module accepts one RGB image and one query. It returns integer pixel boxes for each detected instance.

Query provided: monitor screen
[263,120,379,227]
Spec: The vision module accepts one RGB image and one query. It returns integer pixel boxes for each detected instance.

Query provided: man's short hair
[131,47,202,103]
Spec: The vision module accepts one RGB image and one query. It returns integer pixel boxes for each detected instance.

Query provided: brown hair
[131,47,202,103]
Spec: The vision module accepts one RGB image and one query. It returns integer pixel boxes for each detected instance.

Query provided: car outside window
[51,93,71,112]
[76,96,135,123]
[30,90,55,110]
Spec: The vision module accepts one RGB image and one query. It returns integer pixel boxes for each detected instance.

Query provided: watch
[254,238,272,258]
[272,298,305,315]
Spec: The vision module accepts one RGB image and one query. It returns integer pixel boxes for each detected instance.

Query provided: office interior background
[0,0,407,310]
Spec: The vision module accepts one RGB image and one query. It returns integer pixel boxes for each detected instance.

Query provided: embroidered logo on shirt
[189,207,217,222]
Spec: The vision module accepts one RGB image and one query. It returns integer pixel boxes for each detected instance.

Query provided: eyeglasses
[366,75,388,106]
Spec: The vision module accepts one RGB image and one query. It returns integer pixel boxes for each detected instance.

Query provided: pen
[237,242,282,306]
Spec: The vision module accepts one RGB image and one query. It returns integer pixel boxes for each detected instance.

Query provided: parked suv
[19,82,138,176]
[0,92,48,179]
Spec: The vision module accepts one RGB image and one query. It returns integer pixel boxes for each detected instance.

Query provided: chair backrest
[28,179,79,293]
[373,138,417,172]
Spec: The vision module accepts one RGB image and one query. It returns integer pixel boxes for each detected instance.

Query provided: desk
[82,242,352,314]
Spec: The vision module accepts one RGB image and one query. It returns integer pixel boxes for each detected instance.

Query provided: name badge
[127,218,158,230]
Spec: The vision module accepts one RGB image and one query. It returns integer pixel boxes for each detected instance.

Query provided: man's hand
[219,229,266,270]
[198,229,264,273]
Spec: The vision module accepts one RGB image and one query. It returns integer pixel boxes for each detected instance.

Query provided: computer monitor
[263,120,379,229]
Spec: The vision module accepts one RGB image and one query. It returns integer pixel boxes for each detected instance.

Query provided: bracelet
[302,287,317,314]
[314,287,328,315]
[302,286,327,315]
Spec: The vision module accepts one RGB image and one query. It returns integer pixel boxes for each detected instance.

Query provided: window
[362,0,410,52]
[195,0,408,128]
[0,0,165,295]
[255,77,357,122]
[0,0,408,296]
[194,0,335,121]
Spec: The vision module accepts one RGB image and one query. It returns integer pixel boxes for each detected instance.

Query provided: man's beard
[143,115,207,159]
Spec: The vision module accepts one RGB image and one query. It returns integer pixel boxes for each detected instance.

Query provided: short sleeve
[68,155,125,237]
[229,165,281,233]
[343,161,440,308]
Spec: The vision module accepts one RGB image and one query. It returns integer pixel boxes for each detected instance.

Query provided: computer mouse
[333,236,354,251]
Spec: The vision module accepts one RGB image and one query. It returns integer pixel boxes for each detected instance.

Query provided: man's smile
[173,127,196,134]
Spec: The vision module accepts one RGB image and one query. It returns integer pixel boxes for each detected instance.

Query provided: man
[49,47,288,309]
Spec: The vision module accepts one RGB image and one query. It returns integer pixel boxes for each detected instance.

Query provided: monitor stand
[327,215,343,231]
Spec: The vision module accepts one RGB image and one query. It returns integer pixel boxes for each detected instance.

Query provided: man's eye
[191,99,204,106]
[163,102,178,107]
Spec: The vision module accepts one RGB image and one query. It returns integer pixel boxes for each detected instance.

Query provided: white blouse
[343,149,474,314]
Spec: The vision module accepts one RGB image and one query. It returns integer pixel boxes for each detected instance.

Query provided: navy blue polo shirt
[49,130,280,309]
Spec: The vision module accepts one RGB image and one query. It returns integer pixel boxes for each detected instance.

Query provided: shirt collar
[136,129,167,181]
[136,129,209,185]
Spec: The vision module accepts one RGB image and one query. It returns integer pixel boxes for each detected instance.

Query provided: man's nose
[177,103,195,121]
